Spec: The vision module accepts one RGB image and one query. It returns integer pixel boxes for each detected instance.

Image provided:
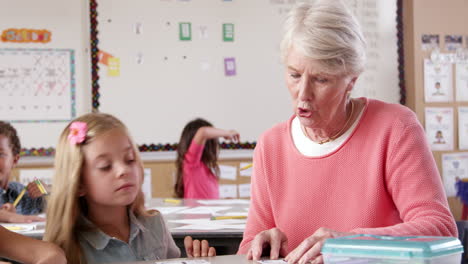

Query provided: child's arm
[0,209,44,223]
[183,236,216,257]
[0,226,67,264]
[193,127,240,145]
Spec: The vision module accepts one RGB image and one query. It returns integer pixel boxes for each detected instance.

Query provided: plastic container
[321,234,463,264]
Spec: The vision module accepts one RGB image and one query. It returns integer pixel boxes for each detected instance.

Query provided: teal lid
[321,234,463,259]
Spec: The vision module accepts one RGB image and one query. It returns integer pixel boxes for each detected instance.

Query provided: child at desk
[44,113,215,264]
[0,121,46,223]
[0,226,66,264]
[175,118,240,199]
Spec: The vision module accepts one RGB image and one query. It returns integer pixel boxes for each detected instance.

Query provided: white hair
[280,0,367,75]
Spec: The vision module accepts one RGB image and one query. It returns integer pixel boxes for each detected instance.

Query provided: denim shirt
[78,210,180,263]
[0,181,45,215]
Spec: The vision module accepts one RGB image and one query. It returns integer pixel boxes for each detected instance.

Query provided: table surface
[0,198,249,240]
[117,254,272,264]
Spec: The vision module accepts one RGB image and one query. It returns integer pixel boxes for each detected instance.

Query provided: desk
[0,198,249,256]
[119,254,260,264]
[147,198,249,256]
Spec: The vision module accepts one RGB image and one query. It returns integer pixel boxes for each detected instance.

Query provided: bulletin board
[402,0,468,219]
[93,0,402,149]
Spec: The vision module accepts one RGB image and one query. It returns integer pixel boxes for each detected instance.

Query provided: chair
[457,220,468,264]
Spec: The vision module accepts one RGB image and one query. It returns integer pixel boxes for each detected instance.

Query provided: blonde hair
[280,0,367,75]
[43,113,149,264]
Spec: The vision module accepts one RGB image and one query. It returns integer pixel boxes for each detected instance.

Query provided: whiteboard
[96,0,399,145]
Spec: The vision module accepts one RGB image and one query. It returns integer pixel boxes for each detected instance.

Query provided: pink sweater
[238,98,457,254]
[183,140,219,199]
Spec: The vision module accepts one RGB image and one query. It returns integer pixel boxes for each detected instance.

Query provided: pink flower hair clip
[68,121,88,145]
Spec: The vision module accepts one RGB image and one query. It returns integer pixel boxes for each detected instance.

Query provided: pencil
[35,179,48,195]
[163,198,182,204]
[239,163,253,171]
[13,187,27,207]
[210,215,247,220]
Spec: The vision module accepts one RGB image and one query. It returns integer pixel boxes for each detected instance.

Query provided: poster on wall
[424,59,453,102]
[424,107,454,151]
[442,152,468,197]
[0,48,76,122]
[456,63,468,101]
[459,107,468,150]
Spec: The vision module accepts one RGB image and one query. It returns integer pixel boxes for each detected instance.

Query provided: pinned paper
[179,22,192,41]
[442,152,468,196]
[238,183,251,198]
[425,107,454,151]
[1,28,51,43]
[421,34,439,51]
[224,57,236,76]
[219,165,237,180]
[142,168,152,201]
[445,35,463,52]
[219,184,237,198]
[134,22,143,35]
[456,63,468,101]
[108,57,121,77]
[459,107,468,150]
[98,50,114,66]
[199,25,209,39]
[223,23,234,42]
[424,59,453,102]
[239,162,252,177]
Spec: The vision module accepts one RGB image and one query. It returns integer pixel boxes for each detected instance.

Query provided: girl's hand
[184,236,216,257]
[284,227,352,264]
[1,203,16,213]
[35,243,67,264]
[223,130,240,143]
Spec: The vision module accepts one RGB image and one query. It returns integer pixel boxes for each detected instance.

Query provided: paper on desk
[176,206,231,214]
[155,260,210,264]
[215,211,248,217]
[197,199,249,205]
[149,207,188,215]
[0,222,44,233]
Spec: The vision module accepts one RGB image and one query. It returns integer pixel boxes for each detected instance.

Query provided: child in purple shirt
[175,118,239,199]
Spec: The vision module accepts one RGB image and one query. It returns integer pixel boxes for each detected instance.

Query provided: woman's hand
[247,227,288,260]
[285,227,352,264]
[184,236,216,257]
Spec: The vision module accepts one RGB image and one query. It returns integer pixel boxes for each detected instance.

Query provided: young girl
[0,121,46,223]
[175,118,240,199]
[44,113,214,264]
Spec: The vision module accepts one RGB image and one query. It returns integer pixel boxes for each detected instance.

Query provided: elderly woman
[238,1,457,264]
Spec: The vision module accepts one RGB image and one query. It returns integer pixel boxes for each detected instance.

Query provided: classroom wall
[403,0,468,220]
[0,0,92,149]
